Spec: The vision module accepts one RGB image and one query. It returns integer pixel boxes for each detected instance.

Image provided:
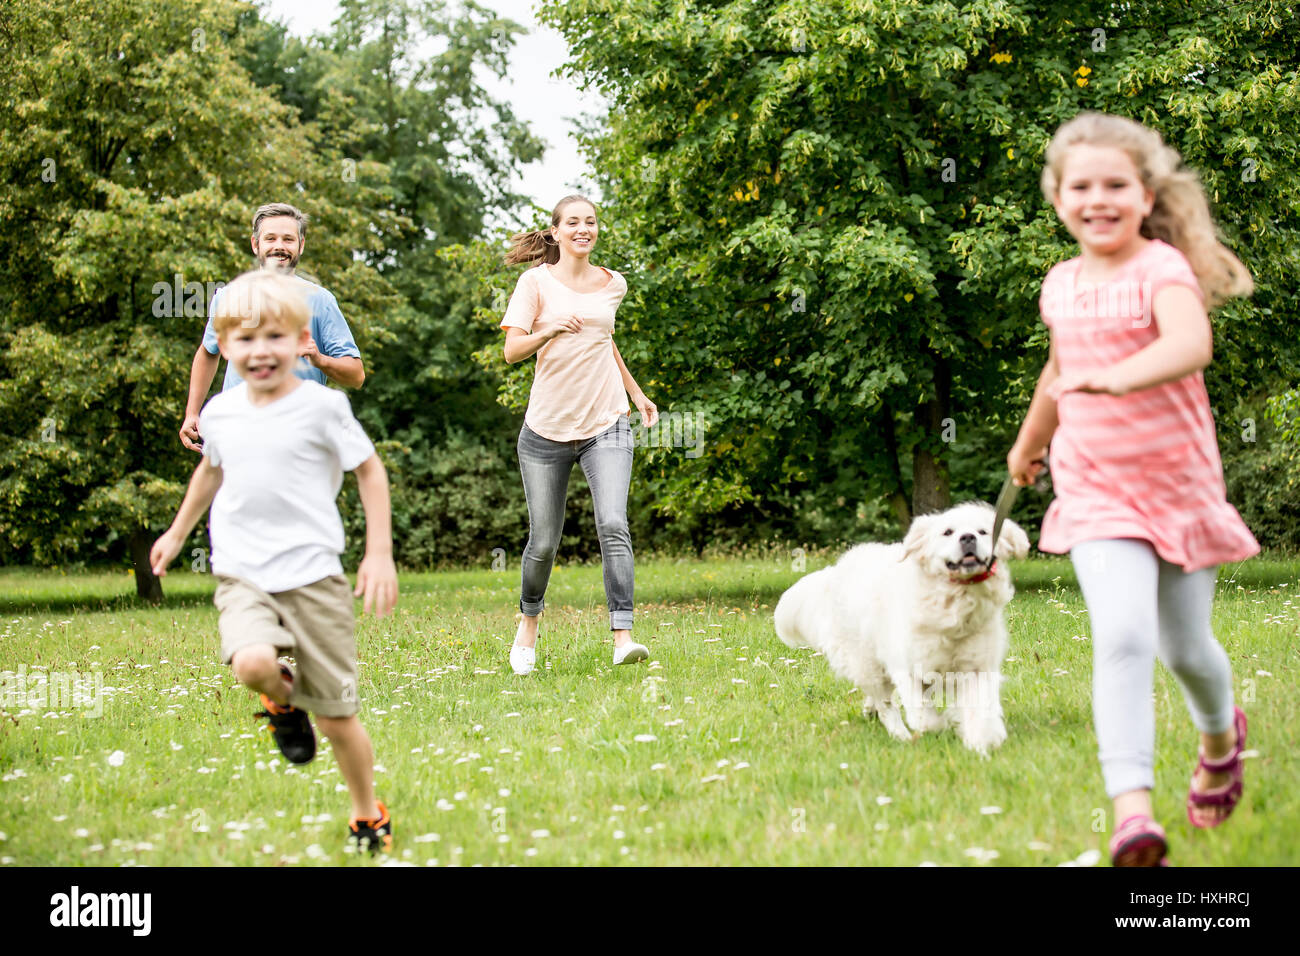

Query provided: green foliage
[538,0,1300,542]
[1221,389,1300,552]
[4,0,1299,575]
[0,0,403,568]
[0,0,543,573]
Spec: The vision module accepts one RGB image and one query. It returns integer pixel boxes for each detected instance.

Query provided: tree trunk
[878,409,912,533]
[128,530,164,603]
[911,353,952,517]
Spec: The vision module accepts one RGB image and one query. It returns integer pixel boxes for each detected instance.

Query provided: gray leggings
[1070,538,1236,798]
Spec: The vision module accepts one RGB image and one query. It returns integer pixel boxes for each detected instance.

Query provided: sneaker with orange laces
[348,801,393,854]
[255,665,316,764]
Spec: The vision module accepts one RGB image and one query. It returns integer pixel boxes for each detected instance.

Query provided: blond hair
[1041,112,1253,308]
[504,194,597,266]
[211,268,310,338]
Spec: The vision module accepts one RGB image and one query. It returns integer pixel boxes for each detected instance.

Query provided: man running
[179,202,365,451]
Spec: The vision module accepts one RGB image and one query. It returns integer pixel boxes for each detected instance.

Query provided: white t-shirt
[199,380,376,593]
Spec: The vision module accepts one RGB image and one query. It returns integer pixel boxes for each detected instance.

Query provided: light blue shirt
[202,277,361,390]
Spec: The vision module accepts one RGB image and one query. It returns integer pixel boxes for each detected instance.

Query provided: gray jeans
[1070,538,1235,798]
[517,417,634,630]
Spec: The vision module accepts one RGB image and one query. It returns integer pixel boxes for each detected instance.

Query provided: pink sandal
[1187,706,1248,829]
[1109,814,1168,867]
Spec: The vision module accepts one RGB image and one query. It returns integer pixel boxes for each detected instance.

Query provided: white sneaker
[613,641,649,666]
[510,642,536,676]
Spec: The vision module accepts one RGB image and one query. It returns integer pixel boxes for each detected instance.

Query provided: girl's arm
[612,340,659,427]
[150,458,224,574]
[1007,337,1059,486]
[1049,286,1212,398]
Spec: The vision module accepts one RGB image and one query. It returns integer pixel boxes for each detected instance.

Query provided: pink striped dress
[1037,239,1259,572]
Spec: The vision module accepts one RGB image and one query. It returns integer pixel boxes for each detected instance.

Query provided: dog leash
[989,458,1049,557]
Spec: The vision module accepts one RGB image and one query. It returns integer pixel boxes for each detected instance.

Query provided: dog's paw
[959,717,1007,756]
[906,707,949,735]
[877,706,915,742]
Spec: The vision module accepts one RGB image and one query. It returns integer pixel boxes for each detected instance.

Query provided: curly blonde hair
[1041,112,1253,308]
[504,195,598,266]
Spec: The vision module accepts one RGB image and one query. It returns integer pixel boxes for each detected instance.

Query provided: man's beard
[259,250,298,272]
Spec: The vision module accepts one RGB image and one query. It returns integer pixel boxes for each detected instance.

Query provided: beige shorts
[214,574,359,717]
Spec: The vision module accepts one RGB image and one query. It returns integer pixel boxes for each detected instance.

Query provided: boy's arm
[150,458,223,575]
[352,453,398,616]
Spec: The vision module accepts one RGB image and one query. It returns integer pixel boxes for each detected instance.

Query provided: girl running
[1007,112,1258,866]
[499,195,658,675]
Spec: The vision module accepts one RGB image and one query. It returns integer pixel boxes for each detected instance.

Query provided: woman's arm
[503,319,583,364]
[1048,286,1212,398]
[612,340,658,427]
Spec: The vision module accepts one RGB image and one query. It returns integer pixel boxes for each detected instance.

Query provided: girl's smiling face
[1053,144,1155,260]
[552,201,598,258]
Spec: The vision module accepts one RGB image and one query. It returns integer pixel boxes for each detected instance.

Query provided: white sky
[257,0,606,229]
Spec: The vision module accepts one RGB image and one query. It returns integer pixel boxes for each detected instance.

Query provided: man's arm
[180,346,221,451]
[301,343,364,388]
[305,293,365,388]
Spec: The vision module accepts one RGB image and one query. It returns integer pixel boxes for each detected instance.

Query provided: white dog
[774,502,1030,755]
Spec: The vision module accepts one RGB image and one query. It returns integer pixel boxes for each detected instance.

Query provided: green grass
[1,554,1296,866]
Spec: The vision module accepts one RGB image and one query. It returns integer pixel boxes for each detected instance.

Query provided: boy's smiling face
[1053,144,1155,260]
[218,317,309,401]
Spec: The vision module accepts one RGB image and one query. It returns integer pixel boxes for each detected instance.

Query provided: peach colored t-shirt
[500,263,630,441]
[1037,238,1258,572]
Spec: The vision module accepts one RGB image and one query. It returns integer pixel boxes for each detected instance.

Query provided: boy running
[151,268,398,853]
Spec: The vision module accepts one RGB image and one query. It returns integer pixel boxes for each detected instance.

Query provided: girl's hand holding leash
[1007,443,1049,488]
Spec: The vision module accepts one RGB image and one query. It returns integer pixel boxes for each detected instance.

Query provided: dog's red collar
[952,559,997,584]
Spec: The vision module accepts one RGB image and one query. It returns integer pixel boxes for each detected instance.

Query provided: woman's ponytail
[504,228,560,266]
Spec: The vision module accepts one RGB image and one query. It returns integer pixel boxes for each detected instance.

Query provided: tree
[536,0,1300,537]
[242,0,550,570]
[0,0,402,596]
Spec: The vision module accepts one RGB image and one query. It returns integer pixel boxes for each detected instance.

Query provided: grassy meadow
[1,553,1296,866]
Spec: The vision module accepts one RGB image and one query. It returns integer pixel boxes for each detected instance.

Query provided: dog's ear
[901,514,932,562]
[995,519,1030,561]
